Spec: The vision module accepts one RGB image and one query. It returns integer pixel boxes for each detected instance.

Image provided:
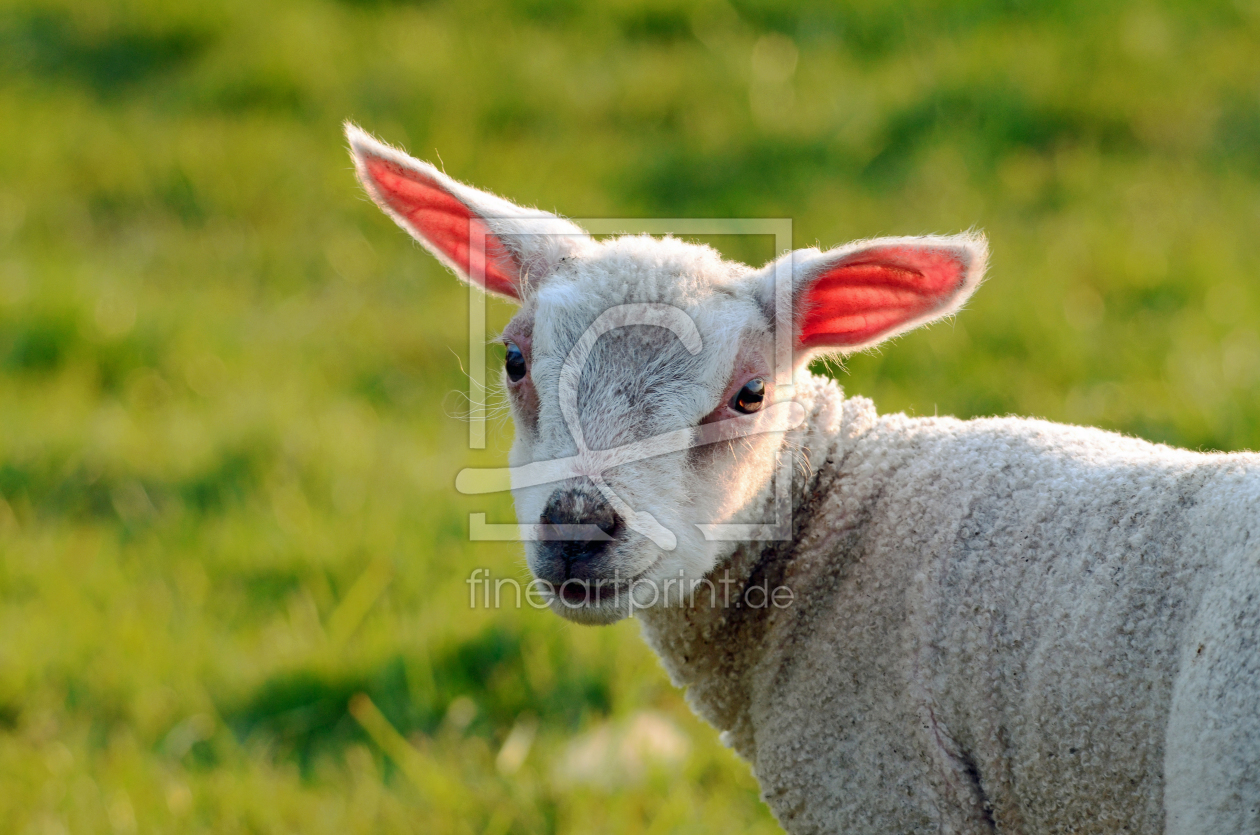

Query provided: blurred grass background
[1,0,1259,831]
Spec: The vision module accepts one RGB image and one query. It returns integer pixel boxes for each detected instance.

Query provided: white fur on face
[501,236,785,623]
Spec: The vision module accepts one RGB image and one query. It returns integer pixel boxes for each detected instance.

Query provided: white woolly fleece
[640,373,1260,834]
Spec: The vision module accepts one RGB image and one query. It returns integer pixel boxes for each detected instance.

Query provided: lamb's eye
[505,342,527,382]
[732,378,765,414]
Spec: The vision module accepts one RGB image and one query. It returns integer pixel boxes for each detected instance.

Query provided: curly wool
[640,373,1260,834]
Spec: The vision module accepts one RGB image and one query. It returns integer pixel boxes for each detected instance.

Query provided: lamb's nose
[538,487,624,567]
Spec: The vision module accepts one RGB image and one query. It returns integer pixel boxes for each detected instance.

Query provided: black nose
[538,486,624,571]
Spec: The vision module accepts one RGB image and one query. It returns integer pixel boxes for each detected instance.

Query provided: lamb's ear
[757,233,988,356]
[345,123,587,301]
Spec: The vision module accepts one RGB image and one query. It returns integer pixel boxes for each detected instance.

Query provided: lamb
[345,123,1260,834]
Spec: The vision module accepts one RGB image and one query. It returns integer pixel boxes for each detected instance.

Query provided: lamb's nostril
[599,513,623,541]
[539,487,624,566]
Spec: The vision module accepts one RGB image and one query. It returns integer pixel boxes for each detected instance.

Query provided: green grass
[1,0,1259,831]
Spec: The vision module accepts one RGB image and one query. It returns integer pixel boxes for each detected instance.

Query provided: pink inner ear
[798,245,969,349]
[360,154,521,298]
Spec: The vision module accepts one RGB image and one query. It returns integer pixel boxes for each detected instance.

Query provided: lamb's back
[900,416,1260,831]
[752,410,1260,833]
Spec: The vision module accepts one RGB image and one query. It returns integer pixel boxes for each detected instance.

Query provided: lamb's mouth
[545,559,663,609]
[557,580,621,606]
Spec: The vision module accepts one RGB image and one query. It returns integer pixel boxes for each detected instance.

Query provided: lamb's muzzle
[535,484,624,583]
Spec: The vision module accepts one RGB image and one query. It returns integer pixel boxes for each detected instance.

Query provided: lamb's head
[347,125,988,624]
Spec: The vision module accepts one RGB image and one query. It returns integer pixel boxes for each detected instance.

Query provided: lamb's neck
[636,373,881,754]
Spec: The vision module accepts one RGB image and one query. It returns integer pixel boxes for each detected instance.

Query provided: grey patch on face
[574,325,711,447]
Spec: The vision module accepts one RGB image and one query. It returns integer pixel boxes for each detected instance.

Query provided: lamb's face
[502,238,790,624]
